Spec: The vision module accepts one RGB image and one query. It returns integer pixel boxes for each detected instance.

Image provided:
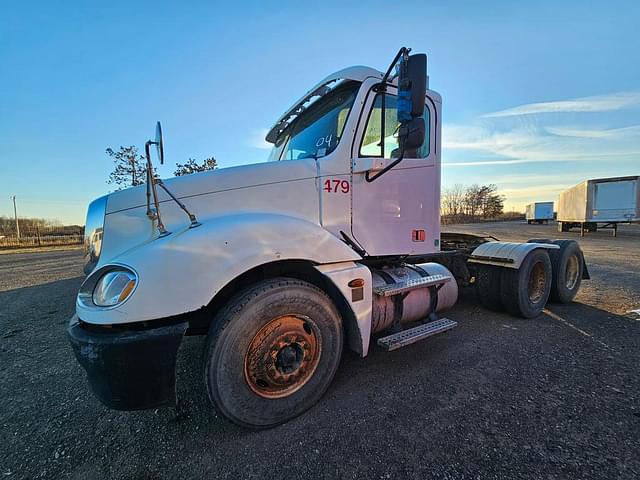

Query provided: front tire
[204,278,343,429]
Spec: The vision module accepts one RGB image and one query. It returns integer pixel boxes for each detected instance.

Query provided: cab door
[350,86,440,256]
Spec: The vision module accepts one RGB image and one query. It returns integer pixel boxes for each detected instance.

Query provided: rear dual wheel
[499,249,552,318]
[527,239,583,303]
[475,249,552,318]
[204,278,343,429]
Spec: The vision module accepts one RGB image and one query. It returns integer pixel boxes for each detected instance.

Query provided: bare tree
[441,183,465,218]
[441,183,505,223]
[174,157,218,176]
[106,146,147,189]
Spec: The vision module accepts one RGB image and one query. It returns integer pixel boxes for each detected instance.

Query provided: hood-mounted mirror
[155,121,164,165]
[144,121,201,235]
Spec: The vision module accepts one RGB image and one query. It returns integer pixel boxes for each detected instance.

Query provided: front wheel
[204,278,343,429]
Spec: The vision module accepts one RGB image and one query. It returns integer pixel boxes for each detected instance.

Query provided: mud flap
[582,259,591,280]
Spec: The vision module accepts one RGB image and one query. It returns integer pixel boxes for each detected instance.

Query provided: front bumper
[67,315,188,410]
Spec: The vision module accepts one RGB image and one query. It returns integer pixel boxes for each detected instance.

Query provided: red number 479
[323,179,350,193]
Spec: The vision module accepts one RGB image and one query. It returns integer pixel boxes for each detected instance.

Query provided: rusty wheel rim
[528,262,546,304]
[244,314,321,399]
[565,254,579,290]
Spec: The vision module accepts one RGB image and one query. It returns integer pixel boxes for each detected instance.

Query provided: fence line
[0,225,84,250]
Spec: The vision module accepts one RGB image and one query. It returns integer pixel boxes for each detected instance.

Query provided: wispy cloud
[482,91,640,118]
[442,121,640,166]
[498,184,574,200]
[444,159,536,167]
[442,90,640,211]
[544,124,640,139]
[248,128,272,150]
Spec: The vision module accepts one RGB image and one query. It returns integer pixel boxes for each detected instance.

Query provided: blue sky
[1,0,638,224]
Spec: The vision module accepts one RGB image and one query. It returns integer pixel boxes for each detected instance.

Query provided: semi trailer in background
[525,202,554,224]
[557,175,640,237]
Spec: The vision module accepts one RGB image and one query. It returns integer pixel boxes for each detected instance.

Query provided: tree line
[441,184,507,224]
[107,146,217,189]
[0,216,83,236]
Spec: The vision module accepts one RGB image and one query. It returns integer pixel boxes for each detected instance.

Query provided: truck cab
[68,49,587,428]
[263,65,442,257]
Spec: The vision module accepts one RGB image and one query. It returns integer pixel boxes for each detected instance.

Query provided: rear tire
[547,240,583,303]
[500,249,552,318]
[527,239,584,303]
[527,238,551,244]
[204,277,343,429]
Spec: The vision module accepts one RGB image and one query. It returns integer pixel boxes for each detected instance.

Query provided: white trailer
[525,202,554,224]
[68,47,589,428]
[557,176,640,237]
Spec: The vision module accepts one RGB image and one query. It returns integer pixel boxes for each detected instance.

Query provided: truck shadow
[3,274,639,479]
[173,286,639,432]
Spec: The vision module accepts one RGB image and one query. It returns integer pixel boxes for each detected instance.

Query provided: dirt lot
[1,222,639,479]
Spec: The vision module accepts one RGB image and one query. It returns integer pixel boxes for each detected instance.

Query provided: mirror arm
[144,126,201,235]
[155,179,201,229]
[365,141,405,183]
[145,148,153,218]
[377,47,410,157]
[368,47,411,183]
[145,140,170,237]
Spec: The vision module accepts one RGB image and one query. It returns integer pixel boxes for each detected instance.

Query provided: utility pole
[11,195,20,240]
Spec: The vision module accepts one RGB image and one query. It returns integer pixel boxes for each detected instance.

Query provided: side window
[359,93,430,158]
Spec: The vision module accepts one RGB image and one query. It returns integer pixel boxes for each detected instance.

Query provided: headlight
[93,270,137,307]
[78,266,138,309]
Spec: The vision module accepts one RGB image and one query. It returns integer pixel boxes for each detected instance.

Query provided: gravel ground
[1,222,639,479]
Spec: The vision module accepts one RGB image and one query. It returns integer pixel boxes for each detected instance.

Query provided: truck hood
[97,159,322,267]
[105,160,316,215]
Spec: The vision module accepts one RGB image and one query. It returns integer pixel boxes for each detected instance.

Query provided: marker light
[92,270,137,307]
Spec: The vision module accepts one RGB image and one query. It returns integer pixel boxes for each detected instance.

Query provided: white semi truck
[69,48,589,428]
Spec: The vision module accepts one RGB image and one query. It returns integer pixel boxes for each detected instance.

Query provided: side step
[377,318,458,351]
[373,274,451,297]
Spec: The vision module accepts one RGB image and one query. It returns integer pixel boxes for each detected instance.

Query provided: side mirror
[155,121,164,164]
[397,53,427,148]
[366,48,427,183]
[400,117,425,150]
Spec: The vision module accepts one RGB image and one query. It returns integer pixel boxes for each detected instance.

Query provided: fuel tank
[370,262,458,333]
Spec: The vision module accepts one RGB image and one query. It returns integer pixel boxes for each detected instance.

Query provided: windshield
[268,81,360,161]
